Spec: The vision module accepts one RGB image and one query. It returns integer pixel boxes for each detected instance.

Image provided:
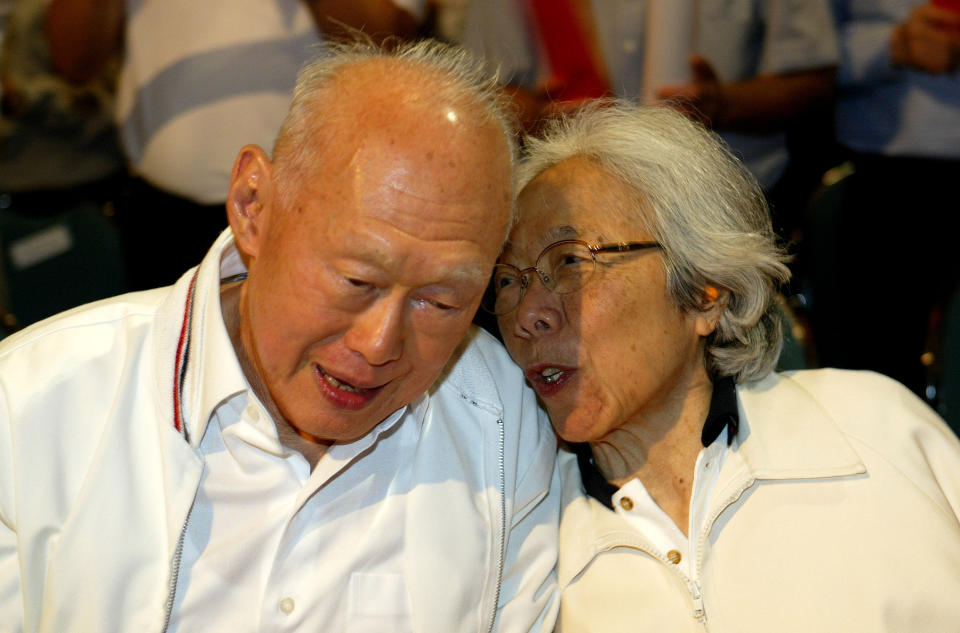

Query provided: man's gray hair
[519,101,791,383]
[271,38,518,206]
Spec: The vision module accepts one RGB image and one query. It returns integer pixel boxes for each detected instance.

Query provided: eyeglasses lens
[483,241,597,315]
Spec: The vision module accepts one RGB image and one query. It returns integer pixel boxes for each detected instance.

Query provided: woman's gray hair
[520,101,791,383]
[271,37,518,208]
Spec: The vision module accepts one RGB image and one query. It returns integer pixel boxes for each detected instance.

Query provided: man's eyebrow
[442,263,490,287]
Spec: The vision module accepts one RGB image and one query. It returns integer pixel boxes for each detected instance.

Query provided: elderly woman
[486,102,960,631]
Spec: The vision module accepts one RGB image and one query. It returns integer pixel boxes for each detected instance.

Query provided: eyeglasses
[481,239,662,315]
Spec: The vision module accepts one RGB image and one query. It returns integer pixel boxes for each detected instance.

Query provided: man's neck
[220,280,328,469]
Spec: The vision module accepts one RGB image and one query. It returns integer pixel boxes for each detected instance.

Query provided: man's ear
[226,145,274,259]
[694,285,729,337]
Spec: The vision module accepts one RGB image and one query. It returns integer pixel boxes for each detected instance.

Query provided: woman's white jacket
[556,369,960,632]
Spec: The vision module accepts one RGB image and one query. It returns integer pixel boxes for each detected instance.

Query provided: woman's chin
[551,411,601,445]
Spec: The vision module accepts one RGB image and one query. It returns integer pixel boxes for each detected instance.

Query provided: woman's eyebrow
[500,225,582,259]
[544,225,580,241]
[502,225,580,251]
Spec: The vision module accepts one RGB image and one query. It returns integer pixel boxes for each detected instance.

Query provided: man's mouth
[314,365,386,410]
[320,368,370,393]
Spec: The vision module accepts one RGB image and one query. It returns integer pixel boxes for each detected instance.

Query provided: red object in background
[933,0,960,13]
[527,0,609,102]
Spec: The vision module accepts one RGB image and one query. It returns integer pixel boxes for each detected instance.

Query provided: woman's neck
[589,369,714,536]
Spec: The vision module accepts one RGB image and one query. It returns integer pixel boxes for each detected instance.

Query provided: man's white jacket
[0,233,560,633]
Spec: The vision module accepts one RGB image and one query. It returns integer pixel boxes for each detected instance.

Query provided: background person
[0,0,125,331]
[488,102,960,632]
[44,0,427,290]
[0,40,560,632]
[812,0,960,398]
[457,0,838,239]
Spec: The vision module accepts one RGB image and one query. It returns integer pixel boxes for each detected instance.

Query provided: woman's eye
[558,254,590,267]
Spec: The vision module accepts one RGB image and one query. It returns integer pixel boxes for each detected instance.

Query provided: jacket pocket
[346,572,413,633]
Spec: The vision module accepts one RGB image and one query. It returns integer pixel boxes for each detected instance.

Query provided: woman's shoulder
[758,368,941,429]
[743,369,960,500]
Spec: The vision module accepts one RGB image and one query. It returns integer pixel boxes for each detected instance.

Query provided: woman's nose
[509,278,563,340]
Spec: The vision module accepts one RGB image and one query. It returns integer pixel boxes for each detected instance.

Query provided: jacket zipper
[485,416,506,633]
[162,502,195,633]
[689,579,706,624]
[588,535,710,628]
[689,475,757,629]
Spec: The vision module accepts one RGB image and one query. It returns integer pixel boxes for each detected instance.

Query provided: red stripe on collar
[173,271,199,435]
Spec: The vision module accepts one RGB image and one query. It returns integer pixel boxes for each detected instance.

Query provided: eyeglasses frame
[484,239,662,315]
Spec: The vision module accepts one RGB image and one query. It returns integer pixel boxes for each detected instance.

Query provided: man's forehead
[293,100,511,209]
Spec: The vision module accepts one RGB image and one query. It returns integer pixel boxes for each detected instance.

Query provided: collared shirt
[575,377,739,577]
[167,243,429,632]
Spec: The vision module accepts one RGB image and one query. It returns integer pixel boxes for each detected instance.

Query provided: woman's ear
[226,145,274,259]
[695,285,729,337]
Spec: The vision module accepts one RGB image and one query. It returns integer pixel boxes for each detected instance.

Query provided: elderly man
[0,41,559,632]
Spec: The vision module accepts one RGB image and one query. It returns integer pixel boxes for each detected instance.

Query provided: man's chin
[283,400,392,445]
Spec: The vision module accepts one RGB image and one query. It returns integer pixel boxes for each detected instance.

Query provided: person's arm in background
[656,56,835,133]
[833,0,960,89]
[889,3,960,73]
[658,0,839,134]
[44,0,123,85]
[303,0,422,43]
[44,0,424,88]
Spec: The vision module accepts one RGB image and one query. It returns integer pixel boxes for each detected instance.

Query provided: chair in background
[923,285,960,438]
[776,293,813,372]
[0,190,126,337]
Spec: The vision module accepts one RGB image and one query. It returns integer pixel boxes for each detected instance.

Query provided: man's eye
[345,277,373,290]
[493,274,518,290]
[414,297,457,312]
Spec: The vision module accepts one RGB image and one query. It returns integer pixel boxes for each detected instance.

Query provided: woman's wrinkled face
[497,158,710,443]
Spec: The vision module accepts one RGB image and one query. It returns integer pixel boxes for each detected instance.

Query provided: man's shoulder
[432,325,529,415]
[0,288,169,371]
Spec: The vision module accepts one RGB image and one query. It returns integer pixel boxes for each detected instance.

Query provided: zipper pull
[691,580,707,623]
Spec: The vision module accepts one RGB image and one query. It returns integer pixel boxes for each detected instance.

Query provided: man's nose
[344,291,405,366]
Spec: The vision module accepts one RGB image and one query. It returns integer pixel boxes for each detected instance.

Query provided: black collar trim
[575,376,740,509]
